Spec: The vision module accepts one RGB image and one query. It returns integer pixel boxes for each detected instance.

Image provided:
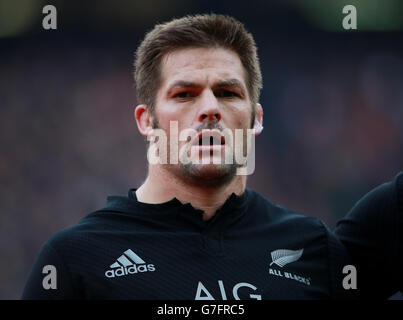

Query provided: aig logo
[195,280,261,300]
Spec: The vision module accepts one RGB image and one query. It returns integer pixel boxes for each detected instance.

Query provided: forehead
[159,47,246,90]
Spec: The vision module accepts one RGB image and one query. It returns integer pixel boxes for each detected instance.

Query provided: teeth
[199,136,221,146]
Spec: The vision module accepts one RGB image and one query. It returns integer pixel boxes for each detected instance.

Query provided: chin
[180,163,237,188]
[194,163,227,175]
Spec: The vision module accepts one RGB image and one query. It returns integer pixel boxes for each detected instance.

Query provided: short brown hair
[134,14,262,116]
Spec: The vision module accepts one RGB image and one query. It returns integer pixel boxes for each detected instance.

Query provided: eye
[215,90,239,98]
[173,91,196,99]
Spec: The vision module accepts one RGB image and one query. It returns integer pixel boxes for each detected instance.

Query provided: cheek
[231,107,251,128]
[154,111,194,146]
[155,109,187,132]
[156,102,195,125]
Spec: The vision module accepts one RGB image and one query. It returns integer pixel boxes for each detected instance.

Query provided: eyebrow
[166,78,246,95]
[215,79,245,92]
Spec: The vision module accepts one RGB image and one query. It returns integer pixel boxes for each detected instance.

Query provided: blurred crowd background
[0,0,402,299]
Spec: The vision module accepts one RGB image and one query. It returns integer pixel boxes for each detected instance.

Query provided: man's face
[151,47,255,187]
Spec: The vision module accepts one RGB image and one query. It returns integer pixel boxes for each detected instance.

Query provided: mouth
[193,131,225,147]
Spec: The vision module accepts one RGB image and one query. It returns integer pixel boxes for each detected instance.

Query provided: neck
[136,165,246,220]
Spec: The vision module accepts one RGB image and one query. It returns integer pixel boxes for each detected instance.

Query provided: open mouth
[194,131,225,146]
[198,135,225,146]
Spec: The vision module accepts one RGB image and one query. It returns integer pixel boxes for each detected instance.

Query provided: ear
[134,104,153,137]
[252,103,263,136]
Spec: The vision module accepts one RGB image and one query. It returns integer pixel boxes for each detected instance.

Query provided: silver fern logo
[268,248,310,285]
[269,249,304,268]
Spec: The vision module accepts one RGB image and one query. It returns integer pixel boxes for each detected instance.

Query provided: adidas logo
[105,249,156,278]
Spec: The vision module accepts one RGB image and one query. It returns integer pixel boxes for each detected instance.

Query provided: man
[22,14,352,299]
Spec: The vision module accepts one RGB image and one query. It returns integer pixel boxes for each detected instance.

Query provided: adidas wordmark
[105,249,155,278]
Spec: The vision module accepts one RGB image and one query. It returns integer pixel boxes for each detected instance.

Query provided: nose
[197,90,222,123]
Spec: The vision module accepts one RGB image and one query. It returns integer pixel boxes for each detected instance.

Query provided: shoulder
[247,188,349,259]
[247,189,351,299]
[335,171,402,237]
[246,189,339,246]
[41,205,130,257]
[355,171,401,212]
[247,188,329,229]
[334,170,403,248]
[333,172,403,298]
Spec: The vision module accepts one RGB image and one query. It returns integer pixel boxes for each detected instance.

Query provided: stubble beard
[151,116,241,189]
[176,158,239,189]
